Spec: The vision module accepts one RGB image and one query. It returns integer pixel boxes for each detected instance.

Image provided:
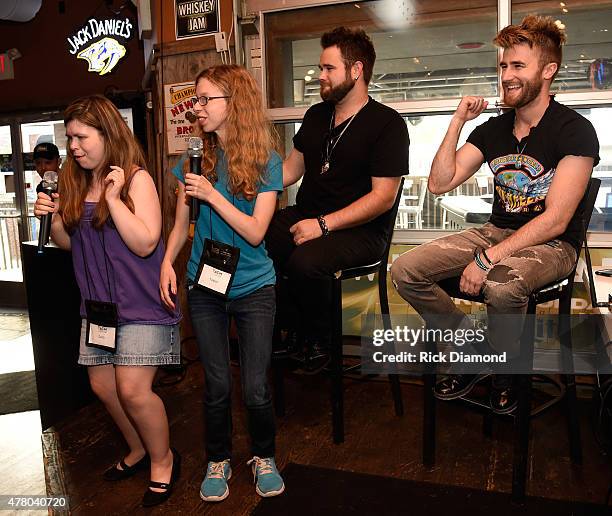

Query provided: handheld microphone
[185,111,198,123]
[188,137,203,223]
[37,171,59,254]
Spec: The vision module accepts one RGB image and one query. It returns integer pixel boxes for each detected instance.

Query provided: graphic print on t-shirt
[490,153,552,214]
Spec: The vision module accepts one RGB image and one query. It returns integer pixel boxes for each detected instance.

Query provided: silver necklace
[515,139,528,169]
[321,98,369,174]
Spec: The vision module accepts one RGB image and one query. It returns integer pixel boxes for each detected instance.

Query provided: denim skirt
[77,320,181,366]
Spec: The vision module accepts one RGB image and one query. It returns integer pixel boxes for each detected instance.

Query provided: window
[0,125,19,281]
[263,0,612,236]
[512,0,612,94]
[265,0,498,108]
[576,106,612,230]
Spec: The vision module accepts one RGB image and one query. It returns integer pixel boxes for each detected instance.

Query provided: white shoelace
[247,456,273,475]
[207,460,229,479]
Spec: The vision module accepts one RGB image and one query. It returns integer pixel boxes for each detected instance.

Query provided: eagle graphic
[77,37,126,75]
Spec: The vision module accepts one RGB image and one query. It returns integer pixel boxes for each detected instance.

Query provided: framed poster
[175,0,220,40]
[164,82,197,155]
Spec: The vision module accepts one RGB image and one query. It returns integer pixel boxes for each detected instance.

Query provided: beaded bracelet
[317,215,330,237]
[481,248,495,267]
[473,248,491,272]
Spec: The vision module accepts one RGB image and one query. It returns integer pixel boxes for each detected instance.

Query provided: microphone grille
[42,171,59,183]
[188,137,203,154]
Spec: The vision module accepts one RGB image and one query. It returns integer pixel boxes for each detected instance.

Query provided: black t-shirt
[467,97,600,251]
[293,97,409,236]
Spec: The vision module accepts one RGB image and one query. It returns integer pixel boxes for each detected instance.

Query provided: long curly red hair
[185,65,276,201]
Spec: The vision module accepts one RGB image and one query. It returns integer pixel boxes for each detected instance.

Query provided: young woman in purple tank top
[33,95,181,507]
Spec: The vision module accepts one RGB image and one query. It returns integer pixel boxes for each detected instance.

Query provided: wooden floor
[49,359,611,515]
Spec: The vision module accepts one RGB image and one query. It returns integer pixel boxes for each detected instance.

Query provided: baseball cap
[33,142,60,160]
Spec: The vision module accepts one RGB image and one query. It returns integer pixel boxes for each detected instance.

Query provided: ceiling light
[304,75,312,82]
[413,57,420,64]
[307,69,315,75]
[457,42,485,50]
[562,8,568,13]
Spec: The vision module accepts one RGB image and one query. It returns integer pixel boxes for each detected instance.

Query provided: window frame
[253,0,612,246]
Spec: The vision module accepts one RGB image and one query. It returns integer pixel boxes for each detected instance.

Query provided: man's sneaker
[200,460,231,502]
[247,456,285,497]
[489,375,518,414]
[434,374,488,400]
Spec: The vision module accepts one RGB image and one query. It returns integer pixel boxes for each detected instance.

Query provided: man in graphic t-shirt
[265,26,409,372]
[391,15,600,413]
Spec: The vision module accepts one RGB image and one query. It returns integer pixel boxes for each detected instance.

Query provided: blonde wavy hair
[60,95,147,230]
[186,65,276,200]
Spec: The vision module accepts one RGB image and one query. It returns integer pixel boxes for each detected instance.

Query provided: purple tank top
[71,202,181,325]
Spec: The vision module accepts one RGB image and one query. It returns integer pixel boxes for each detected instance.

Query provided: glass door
[20,119,66,242]
[0,125,21,284]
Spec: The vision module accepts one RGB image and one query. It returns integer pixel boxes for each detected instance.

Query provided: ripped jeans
[390,223,577,358]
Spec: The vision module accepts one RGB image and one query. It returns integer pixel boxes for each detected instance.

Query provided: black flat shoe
[103,454,149,481]
[142,448,181,507]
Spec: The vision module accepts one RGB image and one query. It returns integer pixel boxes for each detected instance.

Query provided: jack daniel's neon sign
[67,17,134,75]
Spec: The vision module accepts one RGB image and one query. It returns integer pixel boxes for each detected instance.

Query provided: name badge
[85,299,119,352]
[195,238,240,299]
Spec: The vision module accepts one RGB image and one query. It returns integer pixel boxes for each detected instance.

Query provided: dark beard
[320,75,355,103]
[503,76,543,108]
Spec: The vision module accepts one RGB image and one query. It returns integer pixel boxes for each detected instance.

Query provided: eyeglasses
[193,95,230,106]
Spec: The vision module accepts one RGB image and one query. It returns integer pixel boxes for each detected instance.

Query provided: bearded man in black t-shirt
[391,15,599,413]
[265,27,409,372]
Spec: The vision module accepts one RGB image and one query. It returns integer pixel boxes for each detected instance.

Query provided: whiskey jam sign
[67,18,134,75]
[175,0,220,40]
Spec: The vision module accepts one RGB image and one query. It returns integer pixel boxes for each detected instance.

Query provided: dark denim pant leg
[188,286,233,462]
[266,207,386,338]
[231,285,277,458]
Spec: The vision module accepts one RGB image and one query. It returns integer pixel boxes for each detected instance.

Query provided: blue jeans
[188,283,276,461]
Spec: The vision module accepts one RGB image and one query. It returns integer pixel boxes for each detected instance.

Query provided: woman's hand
[104,166,126,203]
[34,191,59,218]
[159,259,178,310]
[185,173,214,201]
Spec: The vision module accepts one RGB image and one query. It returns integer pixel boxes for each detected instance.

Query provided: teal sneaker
[200,460,231,502]
[247,456,285,497]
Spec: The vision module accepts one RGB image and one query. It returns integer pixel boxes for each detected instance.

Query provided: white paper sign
[164,82,198,155]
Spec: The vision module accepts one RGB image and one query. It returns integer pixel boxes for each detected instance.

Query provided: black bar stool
[274,178,406,443]
[422,178,600,502]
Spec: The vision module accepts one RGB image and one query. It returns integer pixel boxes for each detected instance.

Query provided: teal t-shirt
[172,149,283,299]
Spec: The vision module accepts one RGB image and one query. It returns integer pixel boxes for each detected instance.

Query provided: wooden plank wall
[150,45,225,340]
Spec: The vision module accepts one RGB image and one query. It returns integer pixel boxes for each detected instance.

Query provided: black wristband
[317,215,330,237]
[481,248,494,266]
